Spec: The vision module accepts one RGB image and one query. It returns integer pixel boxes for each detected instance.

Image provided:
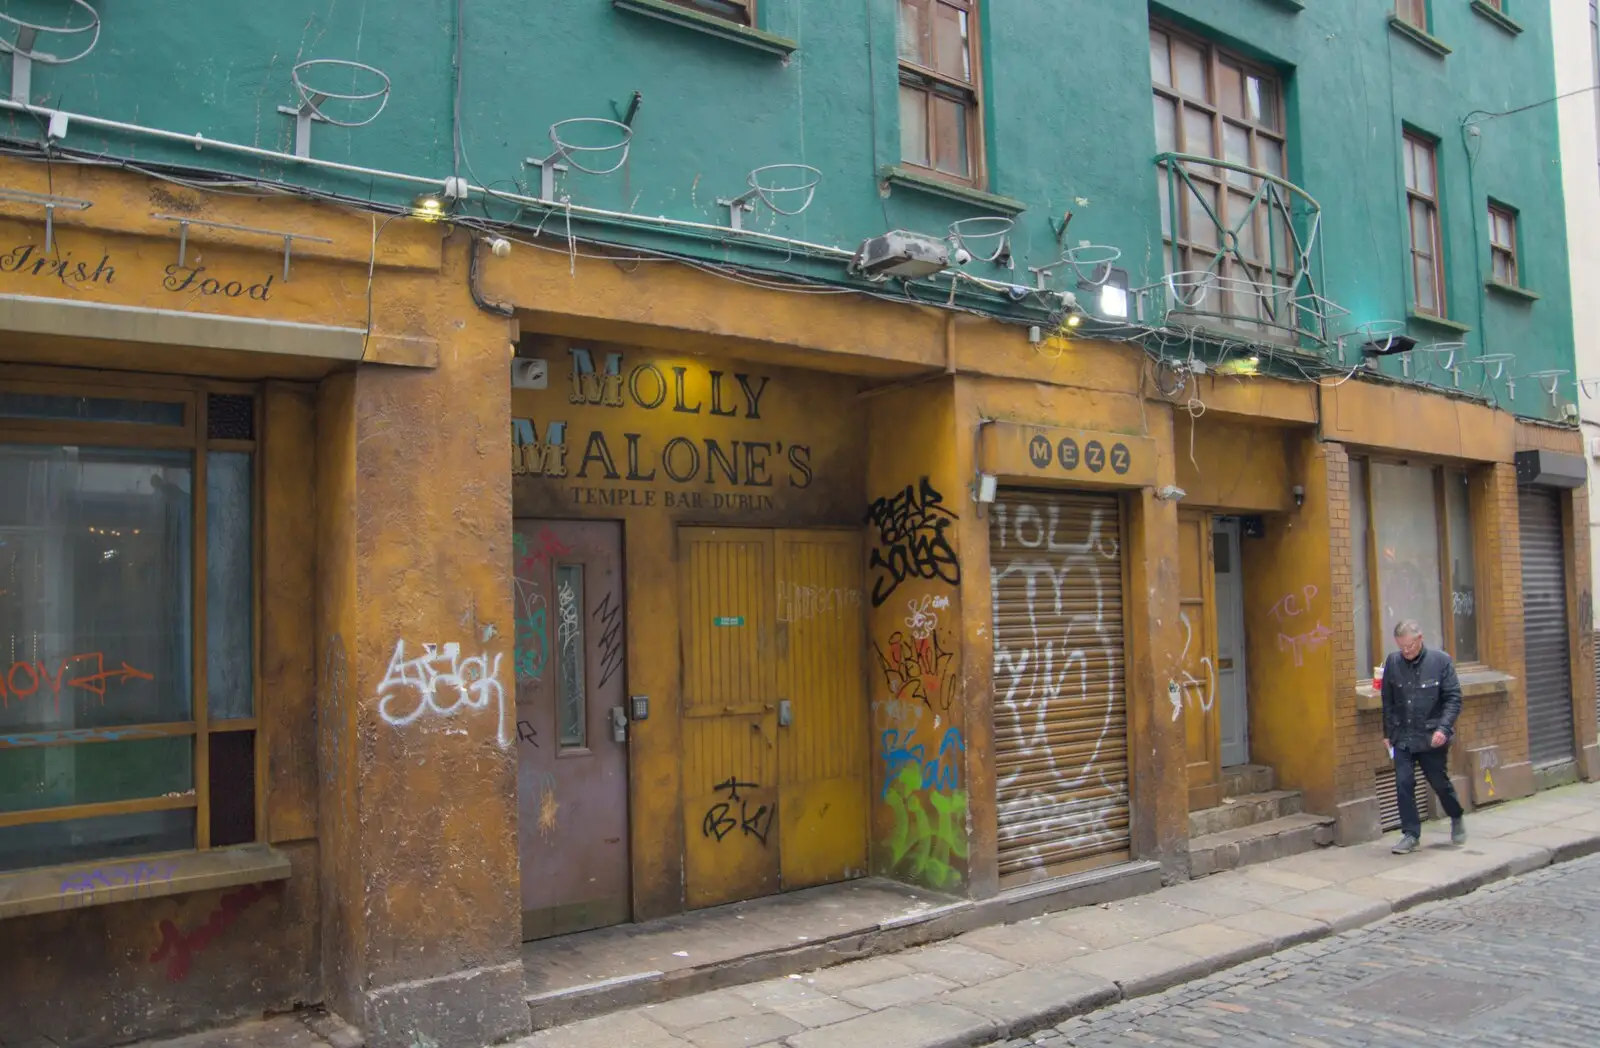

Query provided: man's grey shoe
[1451,817,1467,846]
[1392,835,1420,854]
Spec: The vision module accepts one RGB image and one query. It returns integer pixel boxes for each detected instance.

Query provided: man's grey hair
[1393,620,1422,638]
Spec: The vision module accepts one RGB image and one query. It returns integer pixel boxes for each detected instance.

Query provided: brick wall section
[1324,443,1367,803]
[1332,459,1531,808]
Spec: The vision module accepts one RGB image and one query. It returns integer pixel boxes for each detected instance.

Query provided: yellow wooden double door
[679,527,869,909]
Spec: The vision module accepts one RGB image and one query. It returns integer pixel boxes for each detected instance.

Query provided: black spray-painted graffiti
[866,476,960,608]
[517,720,540,747]
[594,591,624,689]
[701,777,774,846]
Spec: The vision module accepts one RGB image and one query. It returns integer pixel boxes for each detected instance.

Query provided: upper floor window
[1488,203,1518,287]
[0,384,259,873]
[662,0,753,24]
[1395,0,1430,31]
[898,0,983,186]
[1151,24,1291,330]
[1403,133,1446,316]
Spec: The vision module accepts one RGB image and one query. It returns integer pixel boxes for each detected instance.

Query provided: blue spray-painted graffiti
[1,725,166,749]
[879,727,965,797]
[59,861,178,906]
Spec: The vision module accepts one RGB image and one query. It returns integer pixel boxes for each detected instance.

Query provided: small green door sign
[712,616,746,627]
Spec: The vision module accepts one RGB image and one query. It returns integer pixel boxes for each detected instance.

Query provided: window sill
[1470,0,1524,36]
[0,843,290,921]
[879,165,1027,216]
[1409,310,1472,334]
[612,0,798,57]
[1354,668,1515,711]
[1263,0,1305,9]
[1485,279,1540,303]
[1388,15,1453,57]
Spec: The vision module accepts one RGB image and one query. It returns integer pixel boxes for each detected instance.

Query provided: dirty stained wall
[864,380,968,894]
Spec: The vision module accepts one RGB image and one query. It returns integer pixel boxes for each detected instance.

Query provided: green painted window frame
[1470,0,1524,36]
[1485,198,1523,292]
[1390,2,1454,57]
[612,0,798,57]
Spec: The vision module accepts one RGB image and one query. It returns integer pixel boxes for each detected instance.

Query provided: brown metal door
[990,489,1131,886]
[514,520,630,941]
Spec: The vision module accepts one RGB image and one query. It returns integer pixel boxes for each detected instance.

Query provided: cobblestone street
[999,853,1600,1048]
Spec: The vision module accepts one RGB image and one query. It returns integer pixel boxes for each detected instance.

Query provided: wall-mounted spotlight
[1155,485,1186,502]
[975,473,998,504]
[1292,484,1305,508]
[1078,264,1131,322]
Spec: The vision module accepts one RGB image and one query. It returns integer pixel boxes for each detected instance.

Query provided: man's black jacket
[1380,644,1463,753]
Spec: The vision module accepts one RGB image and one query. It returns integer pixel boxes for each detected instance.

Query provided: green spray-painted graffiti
[881,764,968,891]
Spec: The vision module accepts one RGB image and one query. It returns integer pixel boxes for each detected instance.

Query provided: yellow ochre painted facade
[0,155,1596,1048]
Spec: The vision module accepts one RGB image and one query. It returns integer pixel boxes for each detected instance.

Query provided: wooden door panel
[679,528,781,908]
[1177,511,1222,811]
[774,530,869,890]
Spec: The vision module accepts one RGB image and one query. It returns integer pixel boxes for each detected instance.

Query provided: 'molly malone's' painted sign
[512,348,835,511]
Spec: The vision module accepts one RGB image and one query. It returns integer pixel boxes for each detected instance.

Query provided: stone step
[1189,813,1336,879]
[1188,790,1303,837]
[1221,763,1275,797]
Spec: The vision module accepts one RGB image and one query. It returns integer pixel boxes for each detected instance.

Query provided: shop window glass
[556,564,587,748]
[0,387,259,874]
[1370,461,1445,648]
[1446,470,1478,662]
[206,452,254,720]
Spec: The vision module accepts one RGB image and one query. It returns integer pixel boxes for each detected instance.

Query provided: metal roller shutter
[1519,488,1576,767]
[990,488,1130,884]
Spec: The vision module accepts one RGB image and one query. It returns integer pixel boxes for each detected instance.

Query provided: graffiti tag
[377,641,510,748]
[866,477,960,607]
[700,777,773,846]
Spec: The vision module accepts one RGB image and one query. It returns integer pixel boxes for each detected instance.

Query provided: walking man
[1381,620,1466,854]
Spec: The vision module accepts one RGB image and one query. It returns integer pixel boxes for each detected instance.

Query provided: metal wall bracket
[151,213,333,281]
[275,99,329,159]
[0,187,91,253]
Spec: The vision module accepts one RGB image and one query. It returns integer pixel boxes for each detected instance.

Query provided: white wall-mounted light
[1155,485,1186,502]
[976,473,998,503]
[1079,265,1131,322]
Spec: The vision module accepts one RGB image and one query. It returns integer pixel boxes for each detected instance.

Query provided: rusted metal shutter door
[1519,488,1576,767]
[990,489,1131,885]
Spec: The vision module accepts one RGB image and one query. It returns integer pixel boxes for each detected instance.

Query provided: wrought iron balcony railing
[1151,151,1343,349]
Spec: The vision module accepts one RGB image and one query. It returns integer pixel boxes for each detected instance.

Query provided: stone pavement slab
[1045,897,1211,948]
[1144,921,1270,970]
[1060,940,1215,997]
[958,921,1095,965]
[1268,886,1391,931]
[1212,907,1327,949]
[784,1002,998,1048]
[901,942,1025,986]
[941,966,1118,1036]
[517,1011,686,1048]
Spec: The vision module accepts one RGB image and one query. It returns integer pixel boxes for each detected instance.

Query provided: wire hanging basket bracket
[1062,243,1122,284]
[0,0,100,104]
[525,118,634,204]
[1521,369,1571,408]
[719,164,820,231]
[277,59,392,159]
[948,216,1014,265]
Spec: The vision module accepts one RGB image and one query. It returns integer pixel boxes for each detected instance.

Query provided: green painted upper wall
[1,0,1573,418]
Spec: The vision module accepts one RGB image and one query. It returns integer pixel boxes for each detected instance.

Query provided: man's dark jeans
[1395,744,1464,839]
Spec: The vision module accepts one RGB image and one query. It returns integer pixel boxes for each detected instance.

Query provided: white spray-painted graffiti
[905,594,949,639]
[777,582,863,623]
[377,641,511,748]
[990,499,1127,874]
[1175,610,1215,721]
